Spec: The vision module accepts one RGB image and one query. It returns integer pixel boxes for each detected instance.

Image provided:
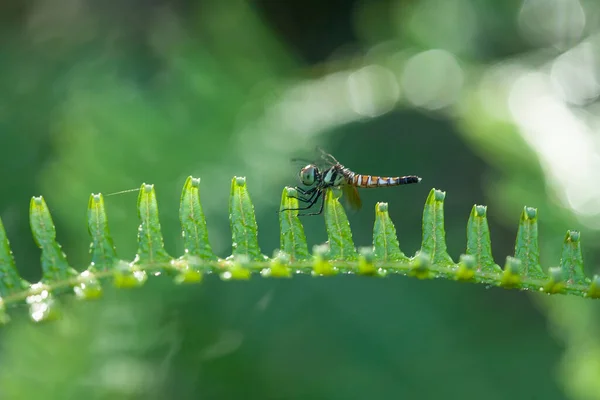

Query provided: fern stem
[0,176,599,324]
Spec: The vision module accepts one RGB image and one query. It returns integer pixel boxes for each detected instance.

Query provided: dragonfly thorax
[299,164,320,186]
[322,166,346,187]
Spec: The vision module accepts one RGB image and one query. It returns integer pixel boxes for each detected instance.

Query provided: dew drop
[221,271,233,281]
[26,284,60,323]
[260,268,271,277]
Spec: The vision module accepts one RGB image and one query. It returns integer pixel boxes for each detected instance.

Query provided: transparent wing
[341,183,362,211]
[316,146,339,166]
[290,155,330,170]
[290,157,314,166]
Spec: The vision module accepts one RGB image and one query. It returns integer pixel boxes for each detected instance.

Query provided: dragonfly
[280,148,422,216]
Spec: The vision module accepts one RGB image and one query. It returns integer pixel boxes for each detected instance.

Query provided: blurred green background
[1,0,600,399]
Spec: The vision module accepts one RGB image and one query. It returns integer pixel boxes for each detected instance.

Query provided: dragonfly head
[299,164,319,186]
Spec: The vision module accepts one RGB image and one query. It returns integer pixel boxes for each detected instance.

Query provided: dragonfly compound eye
[300,165,317,185]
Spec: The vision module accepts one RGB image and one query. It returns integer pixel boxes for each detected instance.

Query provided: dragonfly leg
[278,191,322,213]
[294,186,317,196]
[297,192,325,216]
[289,189,318,204]
[283,186,318,203]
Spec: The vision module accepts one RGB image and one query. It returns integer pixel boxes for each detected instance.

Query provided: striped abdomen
[350,173,421,188]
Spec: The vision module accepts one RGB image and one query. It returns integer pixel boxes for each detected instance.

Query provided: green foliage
[29,196,78,284]
[87,193,118,273]
[373,202,409,263]
[0,176,598,325]
[179,176,217,262]
[0,218,29,295]
[229,177,265,262]
[324,189,358,261]
[278,187,310,261]
[466,205,501,273]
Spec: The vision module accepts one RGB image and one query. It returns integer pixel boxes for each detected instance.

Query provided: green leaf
[324,188,357,261]
[466,205,501,273]
[559,230,587,285]
[278,187,309,261]
[514,206,545,280]
[421,189,454,266]
[373,202,408,262]
[87,193,118,272]
[112,184,167,288]
[134,184,173,267]
[229,177,265,261]
[29,196,78,284]
[179,176,216,262]
[0,216,29,296]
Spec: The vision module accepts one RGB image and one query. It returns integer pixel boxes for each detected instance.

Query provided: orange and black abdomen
[351,174,421,188]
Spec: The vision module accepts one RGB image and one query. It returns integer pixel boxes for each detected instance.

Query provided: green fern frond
[0,176,598,325]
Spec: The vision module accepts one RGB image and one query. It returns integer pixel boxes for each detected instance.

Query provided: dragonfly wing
[316,146,339,166]
[290,157,314,165]
[341,184,362,212]
[290,151,331,169]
